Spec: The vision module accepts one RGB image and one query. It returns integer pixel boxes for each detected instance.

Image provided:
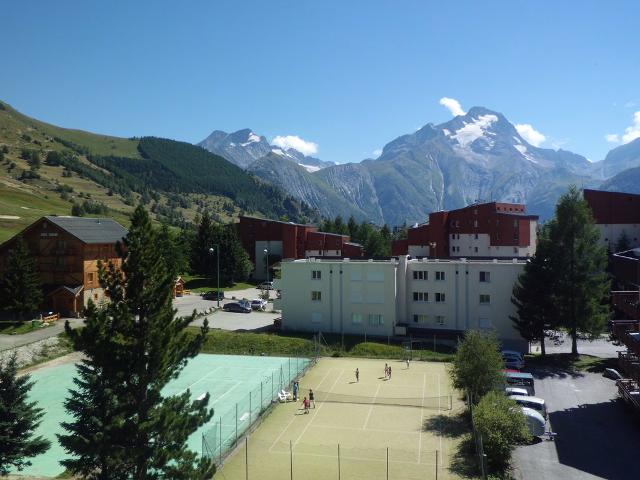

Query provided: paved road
[531,335,621,358]
[513,339,640,480]
[0,318,84,351]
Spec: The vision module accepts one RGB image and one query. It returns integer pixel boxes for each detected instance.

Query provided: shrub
[473,391,531,471]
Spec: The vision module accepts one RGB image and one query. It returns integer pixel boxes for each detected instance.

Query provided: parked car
[223,302,251,313]
[509,395,547,419]
[251,299,267,311]
[257,281,274,290]
[521,407,546,437]
[603,368,623,380]
[202,290,224,301]
[504,371,535,396]
[505,387,529,396]
[502,350,525,370]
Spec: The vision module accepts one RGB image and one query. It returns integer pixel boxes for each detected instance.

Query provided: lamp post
[263,248,270,285]
[209,245,220,308]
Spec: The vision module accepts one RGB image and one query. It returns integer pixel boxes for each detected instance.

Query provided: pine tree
[510,227,557,355]
[59,206,214,479]
[347,215,358,239]
[190,212,214,276]
[548,186,611,355]
[0,353,50,475]
[615,230,632,253]
[0,236,43,319]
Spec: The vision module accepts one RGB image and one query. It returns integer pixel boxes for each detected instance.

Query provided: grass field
[214,357,465,480]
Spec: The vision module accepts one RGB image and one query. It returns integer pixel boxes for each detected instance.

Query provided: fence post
[433,334,436,352]
[249,392,252,424]
[289,357,291,385]
[272,372,274,399]
[219,419,222,464]
[435,449,439,480]
[245,437,248,480]
[235,403,238,446]
[261,381,263,411]
[290,440,293,480]
[338,443,341,480]
[386,447,389,480]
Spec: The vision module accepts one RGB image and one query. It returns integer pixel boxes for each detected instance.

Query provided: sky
[1,0,639,164]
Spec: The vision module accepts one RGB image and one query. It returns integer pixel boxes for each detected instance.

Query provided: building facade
[583,189,640,251]
[392,202,538,259]
[237,216,363,279]
[275,256,527,351]
[0,216,127,316]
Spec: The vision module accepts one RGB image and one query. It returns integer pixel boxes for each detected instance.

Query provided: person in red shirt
[302,396,310,414]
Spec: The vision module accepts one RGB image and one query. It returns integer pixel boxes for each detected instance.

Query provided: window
[480,294,491,304]
[311,291,322,301]
[312,270,321,280]
[366,271,384,282]
[413,314,428,324]
[435,271,445,281]
[350,269,362,281]
[413,291,428,302]
[311,312,323,323]
[473,220,478,228]
[413,270,427,280]
[351,313,362,325]
[474,233,478,239]
[479,317,491,329]
[513,219,518,227]
[435,315,445,326]
[368,314,384,326]
[435,292,446,303]
[350,291,363,304]
[513,247,518,254]
[94,293,99,301]
[87,272,95,283]
[474,247,478,253]
[479,271,490,282]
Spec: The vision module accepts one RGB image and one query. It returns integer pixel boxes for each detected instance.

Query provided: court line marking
[292,369,344,446]
[309,423,420,436]
[212,381,243,405]
[418,372,426,463]
[363,384,381,429]
[178,366,223,395]
[268,366,335,452]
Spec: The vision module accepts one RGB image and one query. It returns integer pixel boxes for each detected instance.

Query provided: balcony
[612,291,640,320]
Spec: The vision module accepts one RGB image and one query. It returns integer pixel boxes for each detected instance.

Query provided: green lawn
[190,328,453,362]
[0,321,51,335]
[182,275,257,293]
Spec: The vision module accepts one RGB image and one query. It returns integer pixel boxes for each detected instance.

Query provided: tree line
[320,215,397,257]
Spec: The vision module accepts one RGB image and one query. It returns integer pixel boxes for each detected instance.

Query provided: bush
[473,391,531,471]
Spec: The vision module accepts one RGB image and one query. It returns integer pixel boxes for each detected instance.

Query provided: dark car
[202,290,225,301]
[223,302,251,313]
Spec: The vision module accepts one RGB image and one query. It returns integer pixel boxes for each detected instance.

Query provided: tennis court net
[312,390,452,410]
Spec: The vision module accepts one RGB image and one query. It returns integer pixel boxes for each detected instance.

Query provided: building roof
[239,215,316,228]
[45,216,128,244]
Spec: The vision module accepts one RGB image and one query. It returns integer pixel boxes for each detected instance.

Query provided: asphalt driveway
[513,339,640,480]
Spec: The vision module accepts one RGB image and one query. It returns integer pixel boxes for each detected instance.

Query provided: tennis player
[355,368,360,382]
[309,389,315,408]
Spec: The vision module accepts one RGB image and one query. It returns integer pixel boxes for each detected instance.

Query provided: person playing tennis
[309,389,315,408]
[302,396,310,414]
[388,365,392,380]
[355,368,360,382]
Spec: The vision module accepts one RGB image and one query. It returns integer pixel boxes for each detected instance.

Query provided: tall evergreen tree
[0,237,42,319]
[0,353,50,475]
[213,224,252,284]
[510,226,556,355]
[615,230,632,253]
[347,215,358,239]
[190,212,214,276]
[59,206,214,479]
[548,186,611,355]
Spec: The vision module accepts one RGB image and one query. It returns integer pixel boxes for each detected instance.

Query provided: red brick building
[237,216,363,279]
[392,202,538,259]
[583,189,640,251]
[0,216,127,317]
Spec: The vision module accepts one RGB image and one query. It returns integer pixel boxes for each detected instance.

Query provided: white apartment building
[275,255,528,351]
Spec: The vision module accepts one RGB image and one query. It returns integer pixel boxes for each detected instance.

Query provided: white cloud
[439,97,466,117]
[373,148,382,157]
[606,111,640,145]
[622,111,640,144]
[271,135,318,156]
[515,123,546,147]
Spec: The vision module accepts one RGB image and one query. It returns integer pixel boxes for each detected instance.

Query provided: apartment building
[392,202,538,259]
[583,189,640,251]
[275,255,527,351]
[0,216,127,316]
[237,216,363,279]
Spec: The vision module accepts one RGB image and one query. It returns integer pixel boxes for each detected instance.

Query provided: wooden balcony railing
[612,291,640,320]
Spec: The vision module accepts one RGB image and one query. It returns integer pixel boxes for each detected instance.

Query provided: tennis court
[215,357,465,480]
[13,353,310,477]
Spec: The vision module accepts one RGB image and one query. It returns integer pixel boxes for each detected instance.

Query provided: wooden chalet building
[0,216,128,317]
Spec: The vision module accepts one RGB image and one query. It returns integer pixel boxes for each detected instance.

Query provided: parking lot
[513,339,640,480]
[174,289,279,332]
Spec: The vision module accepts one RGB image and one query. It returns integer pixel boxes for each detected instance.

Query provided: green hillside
[0,100,317,242]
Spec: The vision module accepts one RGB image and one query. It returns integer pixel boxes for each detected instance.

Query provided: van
[504,371,535,396]
[502,350,525,370]
[521,407,546,437]
[509,395,547,419]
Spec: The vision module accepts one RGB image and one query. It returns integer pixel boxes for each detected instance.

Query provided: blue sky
[1,0,639,164]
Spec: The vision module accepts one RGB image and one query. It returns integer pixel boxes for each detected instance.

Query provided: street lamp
[263,248,270,285]
[208,245,220,308]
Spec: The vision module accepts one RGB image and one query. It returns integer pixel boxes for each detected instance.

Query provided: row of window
[413,271,491,282]
[311,312,385,326]
[412,292,491,304]
[450,219,520,228]
[412,292,446,303]
[413,314,445,325]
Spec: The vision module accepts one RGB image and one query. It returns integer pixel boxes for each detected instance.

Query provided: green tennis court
[13,353,310,477]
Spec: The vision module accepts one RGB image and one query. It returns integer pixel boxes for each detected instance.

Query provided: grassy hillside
[0,100,318,242]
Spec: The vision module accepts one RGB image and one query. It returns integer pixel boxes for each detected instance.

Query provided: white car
[251,299,267,311]
[257,281,274,290]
